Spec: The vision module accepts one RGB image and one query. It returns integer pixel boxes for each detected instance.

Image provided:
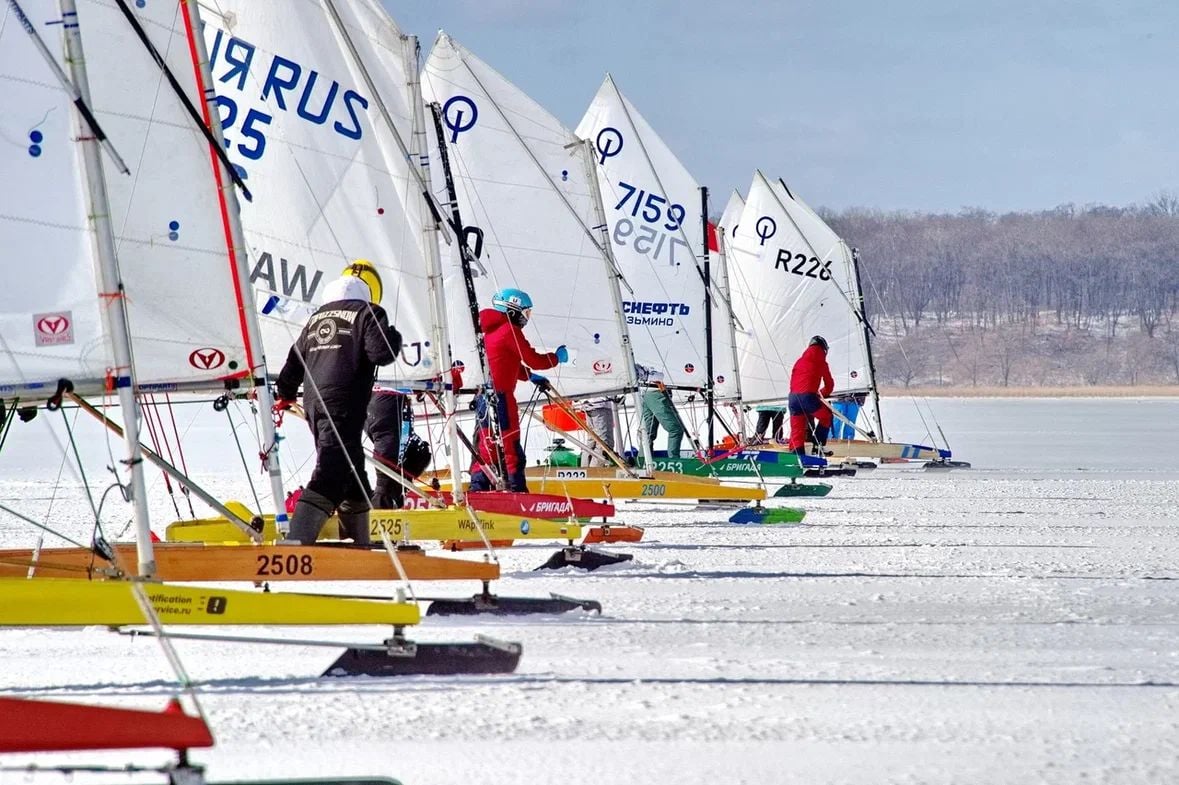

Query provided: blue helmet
[492,288,533,315]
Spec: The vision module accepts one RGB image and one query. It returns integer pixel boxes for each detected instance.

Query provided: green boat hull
[642,452,804,479]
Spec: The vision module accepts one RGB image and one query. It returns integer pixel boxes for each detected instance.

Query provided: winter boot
[337,498,372,546]
[286,489,334,545]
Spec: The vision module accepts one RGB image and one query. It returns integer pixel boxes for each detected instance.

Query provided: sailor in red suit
[469,288,567,492]
[787,335,835,456]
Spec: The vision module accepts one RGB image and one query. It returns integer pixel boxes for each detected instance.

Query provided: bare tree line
[817,193,1179,386]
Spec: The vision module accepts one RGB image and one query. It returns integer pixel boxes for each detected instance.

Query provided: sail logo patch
[592,359,613,375]
[33,312,73,346]
[595,127,623,163]
[756,216,777,246]
[442,95,478,142]
[189,348,226,370]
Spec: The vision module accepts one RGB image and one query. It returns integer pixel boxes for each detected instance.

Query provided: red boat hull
[406,490,613,520]
[0,697,213,753]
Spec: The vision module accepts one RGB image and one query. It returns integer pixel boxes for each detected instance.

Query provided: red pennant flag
[706,221,720,254]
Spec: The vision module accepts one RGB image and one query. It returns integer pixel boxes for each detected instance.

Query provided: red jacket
[473,309,559,476]
[789,344,834,397]
[481,309,560,398]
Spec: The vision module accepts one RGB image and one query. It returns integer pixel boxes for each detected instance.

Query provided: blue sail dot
[28,145,42,157]
[169,220,180,231]
[561,169,569,181]
[593,333,601,344]
[29,130,43,144]
[168,232,179,241]
[136,0,145,7]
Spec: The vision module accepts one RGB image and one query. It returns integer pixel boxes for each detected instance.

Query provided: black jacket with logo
[276,300,402,419]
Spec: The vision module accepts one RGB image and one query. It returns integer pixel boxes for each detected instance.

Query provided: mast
[315,7,464,501]
[716,221,746,437]
[428,102,506,489]
[179,0,288,532]
[59,0,155,576]
[700,186,715,450]
[850,246,884,441]
[581,139,651,469]
[405,37,465,502]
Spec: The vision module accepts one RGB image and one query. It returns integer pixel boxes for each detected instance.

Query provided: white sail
[719,190,745,243]
[421,33,634,399]
[728,171,872,405]
[575,76,739,397]
[199,0,440,383]
[1,0,252,393]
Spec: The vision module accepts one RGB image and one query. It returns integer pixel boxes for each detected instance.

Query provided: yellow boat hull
[522,467,766,501]
[0,578,420,626]
[0,543,497,583]
[166,508,581,545]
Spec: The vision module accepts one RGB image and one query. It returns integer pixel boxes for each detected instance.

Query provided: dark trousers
[305,406,371,511]
[787,392,832,452]
[365,392,407,508]
[754,410,785,440]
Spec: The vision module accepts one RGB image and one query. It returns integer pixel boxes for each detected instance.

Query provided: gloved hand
[272,398,294,414]
[529,372,551,391]
[555,345,569,364]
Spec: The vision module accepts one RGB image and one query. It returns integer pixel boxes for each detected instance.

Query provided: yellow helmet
[343,259,382,305]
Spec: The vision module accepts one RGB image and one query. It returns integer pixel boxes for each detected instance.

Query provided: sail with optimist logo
[726,171,880,432]
[421,32,636,401]
[575,75,739,401]
[726,172,961,462]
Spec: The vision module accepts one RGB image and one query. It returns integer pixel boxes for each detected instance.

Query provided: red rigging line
[179,0,255,373]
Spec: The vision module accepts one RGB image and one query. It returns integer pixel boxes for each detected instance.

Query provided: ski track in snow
[1,398,1178,784]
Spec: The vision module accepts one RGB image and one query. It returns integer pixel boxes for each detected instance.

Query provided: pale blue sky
[388,0,1177,214]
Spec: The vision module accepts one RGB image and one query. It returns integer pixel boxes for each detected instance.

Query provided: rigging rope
[224,403,263,516]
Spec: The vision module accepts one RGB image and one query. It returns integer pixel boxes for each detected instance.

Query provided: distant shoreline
[879,385,1179,398]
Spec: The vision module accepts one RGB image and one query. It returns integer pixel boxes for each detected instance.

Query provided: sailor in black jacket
[274,263,401,545]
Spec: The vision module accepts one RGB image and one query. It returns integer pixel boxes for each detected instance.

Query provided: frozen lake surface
[1,397,1177,784]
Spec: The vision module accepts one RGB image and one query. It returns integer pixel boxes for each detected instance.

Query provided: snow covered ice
[1,398,1178,784]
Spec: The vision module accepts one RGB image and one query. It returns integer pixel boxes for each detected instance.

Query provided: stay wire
[224,405,262,516]
[860,259,942,449]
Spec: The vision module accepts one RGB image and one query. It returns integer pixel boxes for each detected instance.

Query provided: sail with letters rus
[421,32,636,401]
[575,74,739,400]
[200,0,442,384]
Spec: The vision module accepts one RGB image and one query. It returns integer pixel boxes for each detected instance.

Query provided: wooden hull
[166,508,581,545]
[0,543,497,583]
[0,578,421,626]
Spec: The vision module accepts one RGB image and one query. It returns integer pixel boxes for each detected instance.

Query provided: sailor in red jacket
[470,288,568,492]
[787,335,835,455]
